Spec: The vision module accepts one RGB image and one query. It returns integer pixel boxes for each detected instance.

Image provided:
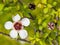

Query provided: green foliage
[0,0,60,45]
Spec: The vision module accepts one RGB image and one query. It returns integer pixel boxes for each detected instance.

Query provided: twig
[52,7,57,11]
[0,32,10,37]
[18,0,23,5]
[17,38,31,43]
[28,13,35,20]
[0,32,31,43]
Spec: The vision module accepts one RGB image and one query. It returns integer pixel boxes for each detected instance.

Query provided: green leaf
[0,4,4,11]
[47,4,52,8]
[38,18,42,24]
[43,8,49,14]
[41,0,47,4]
[49,32,57,39]
[53,2,57,6]
[42,22,47,28]
[39,25,43,30]
[0,34,20,45]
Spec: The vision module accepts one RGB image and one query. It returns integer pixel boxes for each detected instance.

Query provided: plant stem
[0,32,31,43]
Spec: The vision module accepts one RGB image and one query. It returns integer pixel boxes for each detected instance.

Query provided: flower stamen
[14,22,22,30]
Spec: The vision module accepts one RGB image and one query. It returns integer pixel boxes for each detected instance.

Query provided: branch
[17,38,31,43]
[28,13,35,20]
[52,7,57,11]
[0,32,31,43]
[18,0,23,5]
[0,32,10,37]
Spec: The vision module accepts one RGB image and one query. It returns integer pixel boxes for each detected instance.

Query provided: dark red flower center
[14,22,22,30]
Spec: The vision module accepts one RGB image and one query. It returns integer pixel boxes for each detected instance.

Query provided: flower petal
[10,30,18,38]
[19,29,28,39]
[4,21,13,30]
[21,18,30,26]
[12,14,21,22]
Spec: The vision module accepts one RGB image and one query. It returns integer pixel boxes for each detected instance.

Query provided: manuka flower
[48,22,55,30]
[4,14,30,39]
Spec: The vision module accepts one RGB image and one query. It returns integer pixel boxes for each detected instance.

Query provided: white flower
[48,22,55,30]
[4,14,30,39]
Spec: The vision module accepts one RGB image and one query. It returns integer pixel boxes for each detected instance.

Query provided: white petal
[19,30,28,39]
[12,14,21,22]
[4,21,13,30]
[10,30,18,38]
[21,18,30,26]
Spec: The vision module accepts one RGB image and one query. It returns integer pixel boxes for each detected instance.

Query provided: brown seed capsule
[28,3,36,10]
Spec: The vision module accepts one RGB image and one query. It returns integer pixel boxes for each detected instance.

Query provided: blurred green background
[0,0,60,45]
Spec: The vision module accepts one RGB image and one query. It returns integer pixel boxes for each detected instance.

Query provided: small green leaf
[42,22,47,28]
[36,32,40,38]
[13,0,17,3]
[43,8,48,14]
[41,0,47,4]
[38,19,42,24]
[43,33,49,38]
[50,32,57,39]
[47,4,52,8]
[4,7,12,11]
[0,4,4,11]
[53,2,57,6]
[39,26,43,30]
